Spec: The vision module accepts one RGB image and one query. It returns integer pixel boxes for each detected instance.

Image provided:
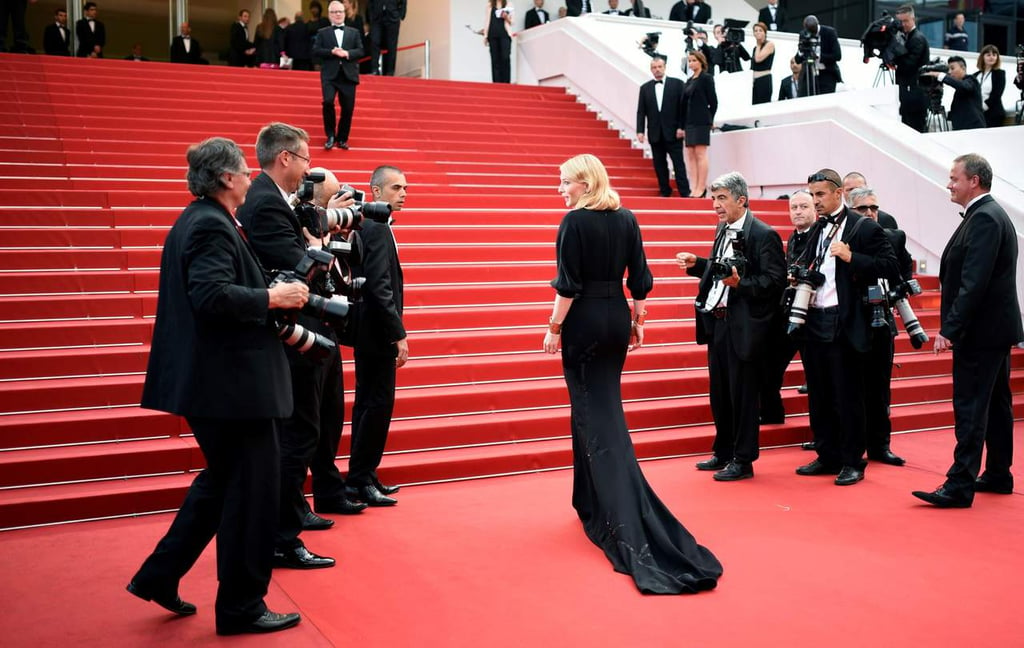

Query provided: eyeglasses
[328,9,344,13]
[807,172,841,188]
[853,204,880,213]
[285,149,310,164]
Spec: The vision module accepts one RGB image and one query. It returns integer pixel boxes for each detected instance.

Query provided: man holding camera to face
[790,169,896,486]
[238,123,357,570]
[676,172,786,481]
[922,56,986,130]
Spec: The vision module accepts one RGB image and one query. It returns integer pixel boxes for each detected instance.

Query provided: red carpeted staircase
[0,54,1019,529]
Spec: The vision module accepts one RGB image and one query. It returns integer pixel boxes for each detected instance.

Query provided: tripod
[873,62,894,87]
[799,59,819,97]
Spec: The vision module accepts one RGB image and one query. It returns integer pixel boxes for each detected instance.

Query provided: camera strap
[811,217,843,270]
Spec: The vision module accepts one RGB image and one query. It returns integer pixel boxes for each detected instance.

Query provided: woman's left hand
[543,331,560,354]
[629,324,644,352]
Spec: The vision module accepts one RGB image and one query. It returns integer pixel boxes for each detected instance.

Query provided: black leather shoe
[800,441,817,451]
[126,580,197,616]
[336,140,349,150]
[975,473,1014,494]
[217,610,301,635]
[324,136,335,150]
[912,486,972,508]
[868,449,906,466]
[373,479,401,495]
[713,462,754,481]
[797,383,809,394]
[273,545,335,569]
[696,456,730,471]
[301,510,334,531]
[356,483,397,506]
[315,498,367,515]
[796,459,841,476]
[835,466,865,486]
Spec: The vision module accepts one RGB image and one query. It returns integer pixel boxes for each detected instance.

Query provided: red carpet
[0,427,1021,647]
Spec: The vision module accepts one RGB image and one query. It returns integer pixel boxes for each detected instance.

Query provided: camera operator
[893,4,931,133]
[127,137,304,635]
[796,15,842,96]
[676,172,786,481]
[238,123,347,570]
[760,190,815,427]
[345,165,409,506]
[792,169,897,486]
[849,187,913,467]
[922,56,986,130]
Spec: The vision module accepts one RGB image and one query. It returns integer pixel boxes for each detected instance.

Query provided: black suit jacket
[636,77,685,143]
[795,209,898,353]
[817,24,842,82]
[367,0,407,23]
[882,228,914,283]
[285,20,313,60]
[758,5,785,30]
[877,210,898,230]
[313,25,364,85]
[977,69,1006,125]
[75,18,105,57]
[43,24,71,56]
[688,212,786,361]
[939,195,1023,350]
[942,74,986,130]
[525,8,550,28]
[228,21,253,66]
[778,75,798,100]
[141,197,291,419]
[681,72,717,128]
[351,219,405,353]
[170,36,206,64]
[669,2,711,23]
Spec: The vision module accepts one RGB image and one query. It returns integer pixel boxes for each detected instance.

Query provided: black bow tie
[654,80,663,84]
[334,26,344,30]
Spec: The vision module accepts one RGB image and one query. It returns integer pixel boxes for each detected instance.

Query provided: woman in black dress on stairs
[542,154,722,594]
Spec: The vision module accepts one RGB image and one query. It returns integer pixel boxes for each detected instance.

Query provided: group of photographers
[126,123,408,635]
[675,167,930,485]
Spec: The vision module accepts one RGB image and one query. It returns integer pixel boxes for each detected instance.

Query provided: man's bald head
[310,167,341,207]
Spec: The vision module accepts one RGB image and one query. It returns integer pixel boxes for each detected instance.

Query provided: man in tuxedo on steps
[170,21,208,64]
[525,0,551,28]
[913,154,1022,508]
[43,8,72,57]
[345,165,409,506]
[75,2,106,58]
[313,1,364,151]
[636,56,690,198]
[228,9,255,67]
[677,172,786,481]
[758,0,785,31]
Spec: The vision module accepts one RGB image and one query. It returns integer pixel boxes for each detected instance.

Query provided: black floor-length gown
[552,206,723,594]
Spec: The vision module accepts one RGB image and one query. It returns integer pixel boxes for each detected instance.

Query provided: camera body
[918,59,949,87]
[887,279,929,348]
[783,264,826,335]
[293,177,393,240]
[709,230,747,281]
[269,248,349,360]
[639,31,661,58]
[860,12,904,65]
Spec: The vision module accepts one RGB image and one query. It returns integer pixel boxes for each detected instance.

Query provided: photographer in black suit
[914,154,1022,508]
[170,22,208,64]
[346,165,409,506]
[636,56,689,198]
[797,15,841,95]
[126,137,304,636]
[893,4,930,132]
[313,1,364,150]
[922,56,986,130]
[793,169,897,486]
[676,172,786,481]
[238,123,346,570]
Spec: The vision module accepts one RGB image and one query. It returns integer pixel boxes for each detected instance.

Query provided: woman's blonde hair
[560,154,620,211]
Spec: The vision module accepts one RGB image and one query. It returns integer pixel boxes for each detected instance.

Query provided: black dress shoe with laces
[713,462,754,482]
[324,136,335,150]
[336,140,349,150]
[356,483,397,506]
[796,459,841,476]
[373,479,401,495]
[217,610,302,635]
[834,466,865,486]
[975,473,1014,494]
[126,580,197,616]
[695,456,730,471]
[273,545,336,569]
[868,448,906,466]
[315,498,368,515]
[912,485,973,508]
[800,441,817,451]
[301,510,334,531]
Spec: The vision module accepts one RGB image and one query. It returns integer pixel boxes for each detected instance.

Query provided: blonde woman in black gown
[542,154,723,594]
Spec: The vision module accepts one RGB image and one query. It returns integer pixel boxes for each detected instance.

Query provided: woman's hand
[543,331,560,354]
[629,323,644,352]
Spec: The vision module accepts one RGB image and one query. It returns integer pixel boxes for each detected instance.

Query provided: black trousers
[707,316,761,463]
[864,326,896,453]
[370,19,400,76]
[801,309,867,468]
[899,84,928,133]
[759,317,798,421]
[649,137,689,197]
[347,348,397,486]
[321,78,357,142]
[0,0,30,51]
[276,345,345,549]
[131,417,279,628]
[945,347,1014,496]
[488,36,511,83]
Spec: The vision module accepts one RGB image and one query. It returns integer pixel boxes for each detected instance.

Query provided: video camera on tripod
[860,11,905,66]
[718,18,749,74]
[639,31,662,58]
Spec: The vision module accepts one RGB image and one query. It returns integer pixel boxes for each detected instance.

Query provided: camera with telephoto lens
[860,12,905,65]
[918,59,948,88]
[783,264,826,335]
[270,247,353,359]
[709,230,747,281]
[292,174,393,240]
[639,31,661,58]
[864,284,890,329]
[887,278,929,349]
